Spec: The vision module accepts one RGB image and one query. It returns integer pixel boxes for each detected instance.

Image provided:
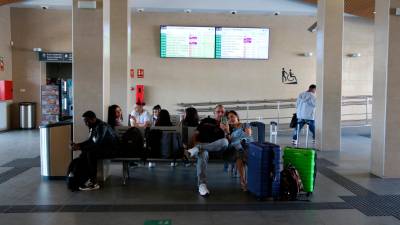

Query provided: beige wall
[7,9,374,128]
[0,6,12,81]
[131,13,374,120]
[10,8,72,128]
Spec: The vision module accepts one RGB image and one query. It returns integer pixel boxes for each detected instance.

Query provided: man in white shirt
[292,84,316,145]
[129,101,151,128]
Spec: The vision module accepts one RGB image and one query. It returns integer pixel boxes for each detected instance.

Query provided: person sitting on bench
[71,111,119,191]
[186,105,229,197]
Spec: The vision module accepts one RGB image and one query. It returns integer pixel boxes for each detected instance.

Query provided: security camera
[184,9,192,14]
[41,6,49,10]
[137,8,144,13]
[273,11,280,16]
[231,10,237,15]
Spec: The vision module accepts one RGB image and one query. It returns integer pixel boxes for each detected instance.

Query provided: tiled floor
[1,127,400,225]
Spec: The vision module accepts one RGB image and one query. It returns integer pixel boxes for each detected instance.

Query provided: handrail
[177,95,372,108]
[176,95,373,128]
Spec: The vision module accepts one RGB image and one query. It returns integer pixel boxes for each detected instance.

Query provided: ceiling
[4,0,317,15]
[2,0,374,18]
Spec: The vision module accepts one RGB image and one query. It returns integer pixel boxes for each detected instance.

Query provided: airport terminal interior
[1,0,400,224]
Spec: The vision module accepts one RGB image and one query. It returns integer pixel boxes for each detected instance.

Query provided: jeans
[80,145,117,182]
[292,119,315,140]
[196,138,229,185]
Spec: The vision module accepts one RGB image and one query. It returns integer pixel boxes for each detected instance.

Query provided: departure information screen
[160,26,215,58]
[215,27,270,59]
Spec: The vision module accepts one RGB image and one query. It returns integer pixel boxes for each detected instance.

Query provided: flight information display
[215,27,270,59]
[160,26,215,58]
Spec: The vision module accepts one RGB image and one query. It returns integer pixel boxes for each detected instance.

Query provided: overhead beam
[303,0,375,19]
[0,0,24,6]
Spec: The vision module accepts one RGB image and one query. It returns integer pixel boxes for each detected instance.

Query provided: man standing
[71,111,119,191]
[292,84,316,145]
[186,105,230,197]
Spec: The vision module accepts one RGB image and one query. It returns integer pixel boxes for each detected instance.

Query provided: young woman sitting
[225,110,253,192]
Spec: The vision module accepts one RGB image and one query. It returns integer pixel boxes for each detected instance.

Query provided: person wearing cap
[129,101,151,128]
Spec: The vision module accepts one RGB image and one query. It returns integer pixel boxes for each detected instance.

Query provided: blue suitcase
[247,142,281,199]
[250,122,266,143]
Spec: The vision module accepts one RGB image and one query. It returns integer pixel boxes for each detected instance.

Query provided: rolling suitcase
[283,146,316,193]
[247,142,281,199]
[284,120,317,194]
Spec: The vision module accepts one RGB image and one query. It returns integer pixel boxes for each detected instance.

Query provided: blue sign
[39,52,72,62]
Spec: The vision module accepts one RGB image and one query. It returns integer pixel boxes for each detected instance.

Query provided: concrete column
[371,0,400,178]
[315,0,344,151]
[103,0,130,125]
[72,0,104,141]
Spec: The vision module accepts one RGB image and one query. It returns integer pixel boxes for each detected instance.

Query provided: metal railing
[177,95,372,129]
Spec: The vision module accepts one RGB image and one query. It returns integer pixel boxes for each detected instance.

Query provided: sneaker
[170,162,178,167]
[187,146,200,158]
[292,139,298,146]
[79,180,100,191]
[148,162,156,168]
[198,183,210,197]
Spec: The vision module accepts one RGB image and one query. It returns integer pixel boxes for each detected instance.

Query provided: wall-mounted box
[0,80,13,101]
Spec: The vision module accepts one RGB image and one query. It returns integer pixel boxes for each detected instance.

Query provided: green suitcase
[283,147,316,193]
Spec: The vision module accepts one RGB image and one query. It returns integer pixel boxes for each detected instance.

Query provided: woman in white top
[129,101,151,128]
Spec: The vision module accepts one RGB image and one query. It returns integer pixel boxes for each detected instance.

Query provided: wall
[0,6,12,81]
[10,8,72,128]
[131,13,374,121]
[0,6,12,131]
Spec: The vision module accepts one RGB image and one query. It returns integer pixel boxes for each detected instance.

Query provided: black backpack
[289,113,298,128]
[121,127,144,158]
[66,157,90,192]
[280,164,303,200]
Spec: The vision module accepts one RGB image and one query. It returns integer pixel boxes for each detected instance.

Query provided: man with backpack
[70,111,119,191]
[292,84,316,146]
[186,105,229,197]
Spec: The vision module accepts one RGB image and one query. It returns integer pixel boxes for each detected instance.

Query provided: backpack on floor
[66,157,90,192]
[280,164,303,200]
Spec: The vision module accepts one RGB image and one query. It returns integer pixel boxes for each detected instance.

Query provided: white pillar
[103,0,130,125]
[72,0,104,142]
[371,0,400,178]
[315,0,344,151]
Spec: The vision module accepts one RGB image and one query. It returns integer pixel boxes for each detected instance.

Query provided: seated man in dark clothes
[71,111,119,191]
[186,105,229,197]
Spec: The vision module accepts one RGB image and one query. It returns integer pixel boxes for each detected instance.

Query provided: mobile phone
[221,116,228,125]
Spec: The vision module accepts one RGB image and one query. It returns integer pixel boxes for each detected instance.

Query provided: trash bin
[19,102,36,129]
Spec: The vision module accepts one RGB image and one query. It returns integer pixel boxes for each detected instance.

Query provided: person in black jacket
[71,111,119,191]
[185,105,229,197]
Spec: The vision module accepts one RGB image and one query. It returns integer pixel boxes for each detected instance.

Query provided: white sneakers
[198,183,210,197]
[187,146,200,158]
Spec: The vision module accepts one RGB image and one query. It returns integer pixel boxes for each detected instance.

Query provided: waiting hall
[0,0,400,225]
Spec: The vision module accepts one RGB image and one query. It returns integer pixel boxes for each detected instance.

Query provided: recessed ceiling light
[184,9,192,13]
[137,8,144,13]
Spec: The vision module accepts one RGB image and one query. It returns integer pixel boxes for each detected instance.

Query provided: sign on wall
[0,57,4,72]
[39,52,72,62]
[137,69,144,78]
[281,68,298,85]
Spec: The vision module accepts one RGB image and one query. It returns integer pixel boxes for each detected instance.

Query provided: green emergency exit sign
[144,219,171,225]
